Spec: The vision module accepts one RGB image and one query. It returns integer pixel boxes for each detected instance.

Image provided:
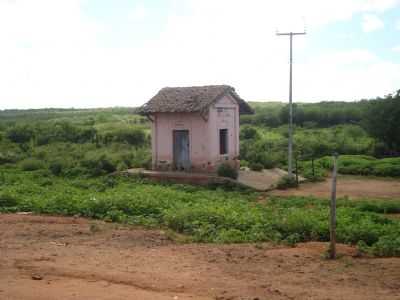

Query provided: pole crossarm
[276,32,306,36]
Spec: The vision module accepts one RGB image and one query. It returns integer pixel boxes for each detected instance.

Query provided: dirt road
[1,214,399,300]
[270,175,400,199]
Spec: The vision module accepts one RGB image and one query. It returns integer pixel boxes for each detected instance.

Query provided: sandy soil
[1,214,400,300]
[270,175,400,199]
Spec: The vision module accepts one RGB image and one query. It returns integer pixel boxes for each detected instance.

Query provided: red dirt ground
[1,214,399,300]
[270,175,400,199]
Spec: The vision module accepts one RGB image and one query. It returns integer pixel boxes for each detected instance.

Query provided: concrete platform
[123,168,239,187]
[122,168,295,191]
[238,168,289,191]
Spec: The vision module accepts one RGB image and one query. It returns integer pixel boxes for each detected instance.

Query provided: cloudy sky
[0,0,399,109]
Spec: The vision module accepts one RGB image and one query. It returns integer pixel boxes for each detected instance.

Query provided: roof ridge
[138,85,253,115]
[161,84,233,89]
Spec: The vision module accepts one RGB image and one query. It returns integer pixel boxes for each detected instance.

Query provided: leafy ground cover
[1,167,399,257]
[300,155,400,179]
[0,108,151,177]
[0,102,399,259]
[1,105,397,180]
[240,124,376,171]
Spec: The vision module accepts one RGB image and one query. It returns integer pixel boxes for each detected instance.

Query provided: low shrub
[217,163,238,179]
[249,162,263,171]
[262,156,278,169]
[240,125,259,140]
[81,154,117,176]
[239,160,249,168]
[276,175,298,189]
[49,160,64,176]
[0,192,18,207]
[6,125,34,144]
[0,151,21,164]
[371,235,400,257]
[103,128,147,147]
[20,158,45,171]
[338,198,400,214]
[306,155,400,178]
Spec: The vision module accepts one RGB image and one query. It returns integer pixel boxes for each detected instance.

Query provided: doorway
[173,130,190,170]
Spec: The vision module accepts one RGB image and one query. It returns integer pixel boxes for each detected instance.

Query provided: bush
[240,126,259,140]
[52,122,96,144]
[344,199,400,214]
[6,125,34,144]
[239,160,249,168]
[249,162,263,171]
[261,156,278,169]
[373,163,400,177]
[372,235,400,257]
[0,193,18,207]
[20,158,45,171]
[0,151,21,165]
[217,163,238,179]
[49,161,63,176]
[300,161,326,181]
[276,175,298,189]
[81,154,117,176]
[105,128,147,146]
[301,155,400,178]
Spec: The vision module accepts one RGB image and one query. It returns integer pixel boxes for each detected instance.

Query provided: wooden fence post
[311,157,315,178]
[329,153,338,259]
[295,155,299,185]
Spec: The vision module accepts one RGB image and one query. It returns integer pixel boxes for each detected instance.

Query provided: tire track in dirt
[13,260,183,294]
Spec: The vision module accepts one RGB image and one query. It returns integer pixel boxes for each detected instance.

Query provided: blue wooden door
[173,130,190,170]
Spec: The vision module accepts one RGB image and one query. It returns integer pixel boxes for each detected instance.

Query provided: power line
[276,30,306,178]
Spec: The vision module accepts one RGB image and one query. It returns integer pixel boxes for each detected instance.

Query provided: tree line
[241,90,400,155]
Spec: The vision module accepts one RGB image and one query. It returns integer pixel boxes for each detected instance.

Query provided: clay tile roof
[138,85,254,115]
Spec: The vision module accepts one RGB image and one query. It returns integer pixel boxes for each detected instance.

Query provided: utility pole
[276,31,306,178]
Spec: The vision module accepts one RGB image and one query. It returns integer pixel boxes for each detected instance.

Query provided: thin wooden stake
[295,155,299,186]
[329,153,338,259]
[311,157,315,178]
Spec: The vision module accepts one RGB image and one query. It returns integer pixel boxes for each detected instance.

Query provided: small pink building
[139,85,253,172]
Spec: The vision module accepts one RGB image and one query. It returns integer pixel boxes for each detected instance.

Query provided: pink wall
[151,94,239,172]
[207,94,239,167]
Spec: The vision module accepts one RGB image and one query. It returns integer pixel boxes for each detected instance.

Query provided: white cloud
[392,45,400,52]
[0,0,399,109]
[128,3,147,22]
[295,50,400,101]
[361,0,400,12]
[361,14,384,32]
[0,0,102,49]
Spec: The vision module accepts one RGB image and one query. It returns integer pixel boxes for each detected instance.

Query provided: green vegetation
[242,101,366,128]
[239,124,375,173]
[217,163,238,179]
[0,167,399,256]
[300,155,400,178]
[1,91,399,179]
[0,108,151,177]
[276,175,298,189]
[363,91,400,153]
[0,91,399,257]
[239,90,400,178]
[249,162,263,171]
